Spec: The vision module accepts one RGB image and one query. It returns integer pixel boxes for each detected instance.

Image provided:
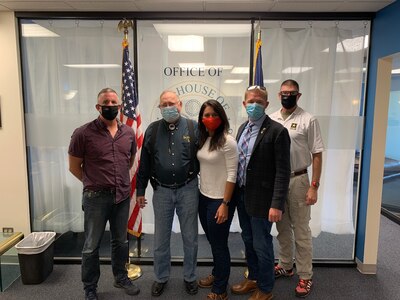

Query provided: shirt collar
[96,116,122,129]
[249,114,266,127]
[279,106,302,119]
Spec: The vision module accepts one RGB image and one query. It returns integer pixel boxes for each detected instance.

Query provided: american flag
[120,39,143,237]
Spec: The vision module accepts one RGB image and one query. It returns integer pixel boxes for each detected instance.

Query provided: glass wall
[257,20,369,259]
[382,54,400,223]
[20,18,369,261]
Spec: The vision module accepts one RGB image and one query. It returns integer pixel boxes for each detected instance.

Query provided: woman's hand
[215,204,229,224]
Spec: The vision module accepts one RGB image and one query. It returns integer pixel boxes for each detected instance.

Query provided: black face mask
[100,105,119,120]
[281,95,297,109]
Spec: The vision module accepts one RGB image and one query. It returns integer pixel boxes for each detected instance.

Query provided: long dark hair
[198,99,229,151]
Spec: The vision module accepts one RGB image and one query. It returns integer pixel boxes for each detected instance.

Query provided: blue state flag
[254,33,264,87]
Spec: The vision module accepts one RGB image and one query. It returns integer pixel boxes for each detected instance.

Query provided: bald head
[159,90,182,112]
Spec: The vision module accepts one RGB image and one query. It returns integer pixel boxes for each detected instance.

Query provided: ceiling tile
[336,1,394,12]
[0,0,394,12]
[134,1,204,11]
[67,1,138,11]
[271,1,341,12]
[205,1,275,12]
[0,1,74,10]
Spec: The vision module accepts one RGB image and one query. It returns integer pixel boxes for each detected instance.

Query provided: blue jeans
[234,187,275,294]
[81,190,130,291]
[198,193,237,294]
[152,178,199,283]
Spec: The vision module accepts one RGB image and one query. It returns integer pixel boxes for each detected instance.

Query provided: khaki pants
[276,173,313,279]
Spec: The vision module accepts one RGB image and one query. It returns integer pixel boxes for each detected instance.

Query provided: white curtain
[260,22,367,236]
[22,20,123,233]
[22,19,367,243]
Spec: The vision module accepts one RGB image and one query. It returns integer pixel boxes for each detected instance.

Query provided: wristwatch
[222,200,230,206]
[311,181,320,188]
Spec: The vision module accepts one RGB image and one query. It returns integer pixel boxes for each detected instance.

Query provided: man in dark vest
[137,90,199,297]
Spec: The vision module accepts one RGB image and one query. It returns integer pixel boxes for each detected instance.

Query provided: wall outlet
[2,227,14,234]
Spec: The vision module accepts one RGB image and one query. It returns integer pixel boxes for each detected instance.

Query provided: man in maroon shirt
[68,88,139,300]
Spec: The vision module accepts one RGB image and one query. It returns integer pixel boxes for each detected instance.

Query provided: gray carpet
[53,231,354,261]
[1,215,399,300]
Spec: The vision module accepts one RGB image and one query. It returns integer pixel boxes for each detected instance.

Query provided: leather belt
[290,169,307,177]
[83,188,115,194]
[84,187,115,194]
[154,176,196,189]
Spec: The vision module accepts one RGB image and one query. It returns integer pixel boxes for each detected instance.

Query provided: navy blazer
[236,115,291,218]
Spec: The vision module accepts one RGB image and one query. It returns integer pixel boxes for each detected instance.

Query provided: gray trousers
[276,173,313,279]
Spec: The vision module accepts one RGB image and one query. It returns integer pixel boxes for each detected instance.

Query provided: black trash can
[15,232,56,284]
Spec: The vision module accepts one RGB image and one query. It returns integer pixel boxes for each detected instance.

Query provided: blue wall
[357,0,400,261]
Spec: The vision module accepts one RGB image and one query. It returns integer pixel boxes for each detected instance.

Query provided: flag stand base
[126,263,142,280]
[126,250,142,280]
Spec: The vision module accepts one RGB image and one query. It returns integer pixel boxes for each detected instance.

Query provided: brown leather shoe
[207,291,228,300]
[231,278,257,295]
[199,274,215,288]
[248,289,273,300]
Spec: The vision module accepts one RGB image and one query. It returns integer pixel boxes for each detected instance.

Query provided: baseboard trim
[356,258,377,274]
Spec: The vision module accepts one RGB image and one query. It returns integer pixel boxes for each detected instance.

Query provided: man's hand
[306,187,318,205]
[268,208,282,223]
[136,196,147,208]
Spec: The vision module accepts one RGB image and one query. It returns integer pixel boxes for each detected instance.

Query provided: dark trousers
[198,193,237,294]
[234,187,275,294]
[81,190,130,291]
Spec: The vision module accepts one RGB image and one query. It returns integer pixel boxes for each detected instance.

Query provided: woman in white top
[196,99,239,300]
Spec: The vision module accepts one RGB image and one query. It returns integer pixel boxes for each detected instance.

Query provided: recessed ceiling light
[282,67,313,74]
[264,79,280,84]
[154,23,251,37]
[168,35,204,52]
[225,79,243,84]
[231,67,249,74]
[392,68,400,74]
[334,79,354,83]
[206,65,233,70]
[64,90,78,100]
[64,64,120,68]
[178,63,205,69]
[21,24,59,37]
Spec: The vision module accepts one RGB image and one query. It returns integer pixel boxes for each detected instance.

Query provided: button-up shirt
[137,117,199,195]
[270,106,324,171]
[68,117,136,203]
[237,114,266,184]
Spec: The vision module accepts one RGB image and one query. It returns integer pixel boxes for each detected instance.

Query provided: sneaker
[184,280,198,295]
[114,277,140,296]
[84,288,98,300]
[274,265,294,278]
[295,279,312,298]
[199,274,215,288]
[207,291,228,300]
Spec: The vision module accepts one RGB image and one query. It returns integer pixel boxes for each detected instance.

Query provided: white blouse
[197,134,239,199]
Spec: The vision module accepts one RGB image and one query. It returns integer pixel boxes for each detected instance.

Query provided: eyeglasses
[279,91,299,96]
[158,102,179,108]
[247,85,266,91]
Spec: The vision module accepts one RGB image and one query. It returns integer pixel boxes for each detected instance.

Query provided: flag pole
[118,19,142,281]
[245,20,263,280]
